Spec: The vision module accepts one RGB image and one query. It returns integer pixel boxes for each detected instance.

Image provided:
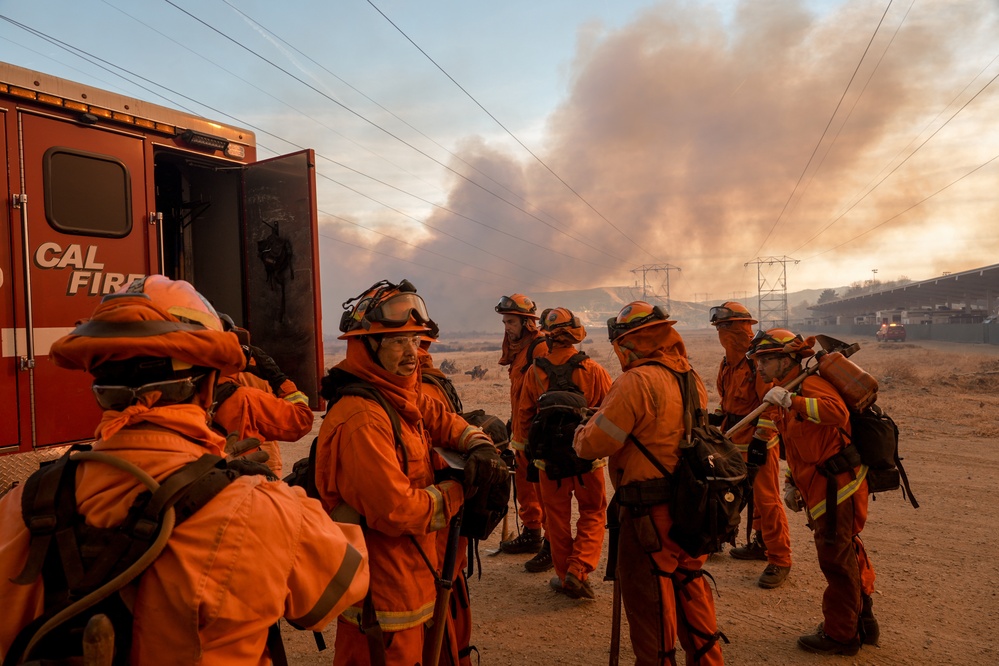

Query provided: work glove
[763,386,793,410]
[708,412,725,428]
[247,345,289,394]
[783,480,805,513]
[463,443,509,499]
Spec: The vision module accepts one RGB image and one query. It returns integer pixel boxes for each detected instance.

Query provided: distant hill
[533,285,849,329]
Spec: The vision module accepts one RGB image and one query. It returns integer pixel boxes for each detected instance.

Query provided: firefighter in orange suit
[515,307,611,600]
[748,329,877,656]
[213,318,314,479]
[418,327,474,666]
[574,302,725,666]
[709,302,792,589]
[0,275,369,664]
[315,279,507,666]
[496,294,552,572]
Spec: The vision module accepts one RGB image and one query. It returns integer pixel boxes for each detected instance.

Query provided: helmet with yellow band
[49,275,246,410]
[607,301,675,342]
[709,301,758,326]
[494,293,539,319]
[338,279,434,339]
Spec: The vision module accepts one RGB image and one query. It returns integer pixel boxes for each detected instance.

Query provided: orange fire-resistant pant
[812,491,876,643]
[539,467,607,584]
[750,448,792,568]
[617,503,724,666]
[514,448,545,530]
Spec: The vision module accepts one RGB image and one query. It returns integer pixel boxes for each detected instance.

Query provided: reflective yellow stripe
[458,426,487,452]
[510,438,527,452]
[426,485,447,531]
[594,412,628,445]
[284,391,309,405]
[340,599,436,631]
[289,544,363,628]
[808,465,868,520]
[757,417,776,430]
[803,397,821,423]
[535,458,606,472]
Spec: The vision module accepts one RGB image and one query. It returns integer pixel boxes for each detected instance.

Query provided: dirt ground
[282,330,999,665]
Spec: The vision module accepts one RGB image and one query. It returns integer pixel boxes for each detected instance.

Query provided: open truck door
[242,150,323,409]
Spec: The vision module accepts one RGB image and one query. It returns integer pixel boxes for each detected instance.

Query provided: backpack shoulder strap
[337,380,409,475]
[535,352,587,394]
[520,336,553,374]
[422,372,464,413]
[8,447,258,666]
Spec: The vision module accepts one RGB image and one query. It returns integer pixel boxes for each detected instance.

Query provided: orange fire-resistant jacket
[772,365,868,524]
[0,405,368,665]
[503,329,549,452]
[315,340,489,633]
[573,324,707,488]
[714,357,779,451]
[515,344,613,464]
[214,373,314,475]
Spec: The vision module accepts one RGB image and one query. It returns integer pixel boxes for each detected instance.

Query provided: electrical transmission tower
[744,256,799,329]
[631,264,681,312]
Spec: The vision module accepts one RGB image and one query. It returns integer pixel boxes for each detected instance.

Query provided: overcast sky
[3,0,999,333]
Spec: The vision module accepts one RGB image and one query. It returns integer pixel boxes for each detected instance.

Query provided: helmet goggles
[364,292,431,328]
[607,304,670,342]
[495,294,538,318]
[93,375,203,410]
[709,304,754,325]
[746,328,804,359]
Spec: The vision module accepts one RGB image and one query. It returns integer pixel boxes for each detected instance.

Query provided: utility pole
[871,268,878,293]
[744,256,799,329]
[630,264,681,312]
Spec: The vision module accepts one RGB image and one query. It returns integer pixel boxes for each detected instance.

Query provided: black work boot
[797,629,861,656]
[757,563,790,589]
[524,538,554,572]
[500,527,543,554]
[860,593,880,646]
[730,531,767,561]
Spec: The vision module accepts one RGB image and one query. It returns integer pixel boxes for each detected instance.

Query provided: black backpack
[627,367,749,558]
[525,352,596,482]
[5,444,280,666]
[838,404,918,507]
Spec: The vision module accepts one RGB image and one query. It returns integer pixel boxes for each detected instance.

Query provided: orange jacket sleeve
[214,378,314,443]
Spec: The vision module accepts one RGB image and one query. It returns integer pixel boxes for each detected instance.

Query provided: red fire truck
[0,61,324,491]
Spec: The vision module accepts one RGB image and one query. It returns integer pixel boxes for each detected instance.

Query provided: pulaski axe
[725,333,861,438]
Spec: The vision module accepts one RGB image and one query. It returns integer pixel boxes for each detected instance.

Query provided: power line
[364,0,663,265]
[802,153,999,260]
[750,0,894,259]
[0,14,594,288]
[217,0,587,242]
[779,0,914,234]
[791,50,999,256]
[160,0,628,266]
